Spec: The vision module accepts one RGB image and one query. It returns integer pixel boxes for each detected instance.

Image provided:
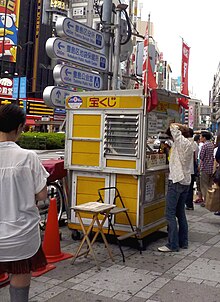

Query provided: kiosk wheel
[71,230,81,240]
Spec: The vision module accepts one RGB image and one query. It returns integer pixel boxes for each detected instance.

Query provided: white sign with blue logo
[56,17,104,49]
[46,37,107,72]
[53,64,103,91]
[43,86,76,108]
[68,96,83,109]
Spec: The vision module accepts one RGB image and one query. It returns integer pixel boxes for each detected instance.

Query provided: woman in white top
[0,104,49,302]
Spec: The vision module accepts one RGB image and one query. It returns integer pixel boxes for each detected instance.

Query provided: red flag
[142,16,158,112]
[178,41,190,109]
[148,60,157,89]
[147,89,158,112]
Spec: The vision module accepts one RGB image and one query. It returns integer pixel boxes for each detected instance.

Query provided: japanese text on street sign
[53,64,103,91]
[56,17,104,49]
[43,86,76,108]
[46,37,107,72]
[87,97,119,108]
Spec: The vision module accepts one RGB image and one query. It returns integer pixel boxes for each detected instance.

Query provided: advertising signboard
[0,0,20,62]
[0,77,13,97]
[56,17,104,49]
[46,37,107,72]
[53,64,103,91]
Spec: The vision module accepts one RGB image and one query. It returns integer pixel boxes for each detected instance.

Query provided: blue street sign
[12,77,18,99]
[53,64,103,91]
[19,77,27,99]
[12,77,26,99]
[56,17,104,49]
[54,108,66,114]
[46,37,107,72]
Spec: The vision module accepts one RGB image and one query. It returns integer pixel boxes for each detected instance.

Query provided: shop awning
[156,89,190,109]
[156,88,190,100]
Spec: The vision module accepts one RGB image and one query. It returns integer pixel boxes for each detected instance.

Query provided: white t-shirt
[168,125,194,185]
[0,142,49,261]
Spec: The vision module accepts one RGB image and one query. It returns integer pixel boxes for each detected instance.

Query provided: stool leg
[95,215,114,262]
[72,214,100,269]
[108,218,125,262]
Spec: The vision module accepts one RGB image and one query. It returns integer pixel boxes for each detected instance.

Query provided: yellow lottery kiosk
[64,89,181,244]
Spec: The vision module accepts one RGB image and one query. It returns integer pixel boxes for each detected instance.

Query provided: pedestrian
[214,134,220,164]
[158,123,194,252]
[0,104,49,302]
[199,131,214,207]
[212,134,220,215]
[193,134,204,204]
[185,128,199,210]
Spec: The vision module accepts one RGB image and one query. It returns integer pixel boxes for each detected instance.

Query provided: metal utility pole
[112,4,128,90]
[124,0,137,89]
[87,0,94,27]
[102,0,112,90]
[112,6,121,90]
[67,0,73,18]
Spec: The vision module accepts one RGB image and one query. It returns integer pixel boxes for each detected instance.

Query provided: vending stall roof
[156,89,191,103]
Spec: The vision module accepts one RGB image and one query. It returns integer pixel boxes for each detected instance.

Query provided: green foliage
[18,132,65,150]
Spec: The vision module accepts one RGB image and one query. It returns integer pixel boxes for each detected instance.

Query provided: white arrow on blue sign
[46,37,107,72]
[56,17,104,49]
[43,86,76,108]
[53,64,103,91]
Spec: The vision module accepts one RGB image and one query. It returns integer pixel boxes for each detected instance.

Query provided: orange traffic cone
[43,198,73,263]
[0,273,9,288]
[32,263,56,277]
[0,273,8,282]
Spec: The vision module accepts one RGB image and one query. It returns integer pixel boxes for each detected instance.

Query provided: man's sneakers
[185,206,194,210]
[179,245,188,249]
[157,246,179,252]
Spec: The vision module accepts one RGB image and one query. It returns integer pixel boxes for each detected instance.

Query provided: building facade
[0,0,68,124]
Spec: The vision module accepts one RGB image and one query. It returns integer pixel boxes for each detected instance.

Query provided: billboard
[0,0,20,62]
[0,77,12,96]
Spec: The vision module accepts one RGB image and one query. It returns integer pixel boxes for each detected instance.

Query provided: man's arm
[35,185,47,201]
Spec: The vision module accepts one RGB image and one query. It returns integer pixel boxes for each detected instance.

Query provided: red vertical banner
[181,41,190,95]
[178,41,190,109]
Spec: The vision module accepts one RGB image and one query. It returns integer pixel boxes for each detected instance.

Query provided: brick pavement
[1,204,220,302]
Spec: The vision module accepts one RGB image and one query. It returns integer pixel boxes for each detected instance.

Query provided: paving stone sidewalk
[1,204,220,302]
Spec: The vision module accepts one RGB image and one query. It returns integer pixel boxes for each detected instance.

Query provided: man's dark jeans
[166,181,189,251]
[185,174,195,208]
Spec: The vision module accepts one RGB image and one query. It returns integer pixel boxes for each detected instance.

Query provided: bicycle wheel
[37,181,64,230]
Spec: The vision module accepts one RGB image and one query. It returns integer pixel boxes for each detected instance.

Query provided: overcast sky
[139,0,220,104]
